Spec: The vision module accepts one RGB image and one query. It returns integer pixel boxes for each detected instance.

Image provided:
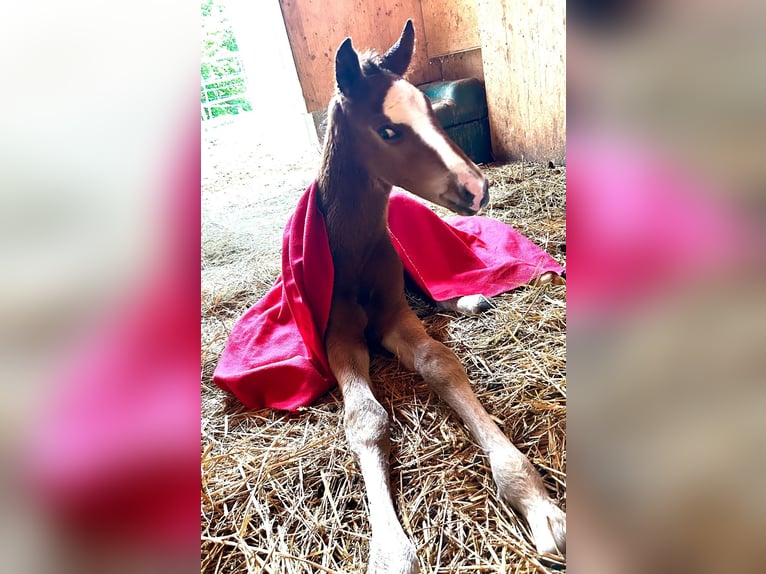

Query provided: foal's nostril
[459,185,473,203]
[480,179,490,208]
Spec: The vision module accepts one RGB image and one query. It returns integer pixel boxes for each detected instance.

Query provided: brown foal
[316,20,565,573]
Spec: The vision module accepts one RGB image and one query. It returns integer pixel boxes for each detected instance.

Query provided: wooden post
[476,0,566,163]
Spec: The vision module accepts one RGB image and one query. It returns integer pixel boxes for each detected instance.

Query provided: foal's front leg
[325,300,419,574]
[381,307,566,555]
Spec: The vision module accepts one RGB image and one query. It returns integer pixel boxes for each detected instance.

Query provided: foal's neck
[317,100,391,245]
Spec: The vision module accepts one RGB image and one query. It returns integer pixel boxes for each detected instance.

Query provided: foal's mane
[358,50,387,76]
[317,49,398,234]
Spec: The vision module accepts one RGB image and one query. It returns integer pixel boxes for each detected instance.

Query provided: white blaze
[382,80,485,211]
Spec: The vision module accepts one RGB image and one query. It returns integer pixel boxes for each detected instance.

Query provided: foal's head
[331,20,489,216]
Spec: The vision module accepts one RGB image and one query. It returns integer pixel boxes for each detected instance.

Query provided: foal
[318,21,565,573]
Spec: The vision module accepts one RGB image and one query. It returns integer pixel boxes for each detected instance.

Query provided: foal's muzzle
[456,178,489,215]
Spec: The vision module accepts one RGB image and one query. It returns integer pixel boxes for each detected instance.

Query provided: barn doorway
[201,0,318,180]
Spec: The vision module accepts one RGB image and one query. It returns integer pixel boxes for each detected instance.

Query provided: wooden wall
[278,0,565,163]
[420,0,483,83]
[420,0,480,58]
[436,49,484,83]
[278,0,440,112]
[476,0,566,163]
[277,0,486,112]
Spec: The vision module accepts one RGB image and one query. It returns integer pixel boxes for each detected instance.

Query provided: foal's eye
[376,126,400,141]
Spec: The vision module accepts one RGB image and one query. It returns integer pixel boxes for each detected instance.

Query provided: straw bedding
[202,161,567,573]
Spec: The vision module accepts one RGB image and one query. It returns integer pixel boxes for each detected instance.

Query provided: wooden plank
[278,0,441,112]
[436,48,484,82]
[476,0,566,163]
[420,0,480,58]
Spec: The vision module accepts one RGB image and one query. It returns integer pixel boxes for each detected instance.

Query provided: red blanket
[214,182,563,411]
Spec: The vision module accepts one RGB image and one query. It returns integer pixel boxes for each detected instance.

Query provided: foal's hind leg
[436,294,494,315]
[381,307,566,555]
[438,274,565,315]
[325,301,419,574]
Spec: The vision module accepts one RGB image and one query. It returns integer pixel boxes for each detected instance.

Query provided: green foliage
[201,0,251,119]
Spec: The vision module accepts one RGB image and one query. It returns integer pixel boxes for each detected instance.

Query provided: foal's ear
[335,37,362,97]
[380,19,415,76]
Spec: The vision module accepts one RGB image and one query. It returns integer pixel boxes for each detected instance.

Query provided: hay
[202,161,566,573]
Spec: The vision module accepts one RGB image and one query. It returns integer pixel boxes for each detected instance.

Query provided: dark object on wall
[419,78,493,164]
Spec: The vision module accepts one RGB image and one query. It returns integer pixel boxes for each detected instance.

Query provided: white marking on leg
[437,294,493,315]
[343,381,419,573]
[525,498,567,555]
[357,446,419,574]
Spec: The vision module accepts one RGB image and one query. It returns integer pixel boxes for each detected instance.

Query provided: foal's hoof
[525,499,566,556]
[368,538,419,574]
[438,294,494,315]
[529,272,565,286]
